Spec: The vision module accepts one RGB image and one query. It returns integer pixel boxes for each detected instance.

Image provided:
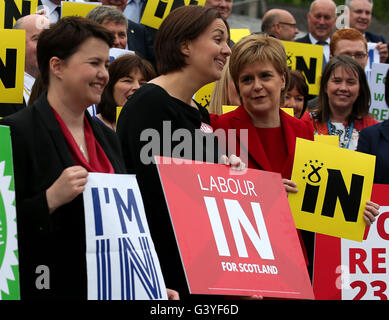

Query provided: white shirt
[123,0,144,23]
[309,33,330,64]
[39,0,61,23]
[23,72,35,105]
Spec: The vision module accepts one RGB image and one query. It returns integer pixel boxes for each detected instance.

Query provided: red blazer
[211,105,314,179]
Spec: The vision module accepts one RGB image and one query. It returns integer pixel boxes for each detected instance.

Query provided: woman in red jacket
[211,34,313,184]
[211,34,379,278]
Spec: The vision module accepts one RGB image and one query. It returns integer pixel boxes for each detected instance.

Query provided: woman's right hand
[46,166,89,214]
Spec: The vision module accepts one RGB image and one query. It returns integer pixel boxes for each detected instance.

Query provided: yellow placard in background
[288,138,375,242]
[0,29,25,103]
[61,2,100,18]
[281,107,294,117]
[0,0,38,29]
[116,106,123,123]
[141,0,205,30]
[193,82,215,109]
[282,41,323,96]
[230,28,250,44]
[222,105,238,114]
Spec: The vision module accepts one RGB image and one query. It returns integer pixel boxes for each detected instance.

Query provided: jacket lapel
[230,106,272,171]
[379,121,389,144]
[35,93,75,168]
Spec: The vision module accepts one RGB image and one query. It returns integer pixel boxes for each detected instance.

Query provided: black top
[0,93,126,300]
[116,83,221,299]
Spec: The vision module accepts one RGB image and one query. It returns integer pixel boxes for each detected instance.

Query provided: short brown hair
[330,28,367,56]
[154,5,229,75]
[98,54,156,123]
[229,33,290,101]
[287,70,309,118]
[37,16,114,86]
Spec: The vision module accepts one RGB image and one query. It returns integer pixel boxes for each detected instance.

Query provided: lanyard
[327,120,354,149]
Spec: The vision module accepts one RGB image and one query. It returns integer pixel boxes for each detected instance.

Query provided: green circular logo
[0,193,7,269]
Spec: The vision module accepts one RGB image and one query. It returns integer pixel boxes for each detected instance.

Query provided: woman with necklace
[301,55,378,150]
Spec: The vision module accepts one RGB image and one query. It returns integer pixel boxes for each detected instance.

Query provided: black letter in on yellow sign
[0,48,17,88]
[3,0,31,29]
[296,56,317,85]
[322,169,364,222]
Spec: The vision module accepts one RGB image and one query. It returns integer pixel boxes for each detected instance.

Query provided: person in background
[0,13,50,117]
[208,57,240,115]
[95,54,156,130]
[116,5,247,299]
[295,0,337,66]
[205,0,233,20]
[345,0,388,63]
[94,1,155,65]
[261,8,299,41]
[358,69,389,184]
[284,70,309,119]
[329,28,369,69]
[301,55,378,151]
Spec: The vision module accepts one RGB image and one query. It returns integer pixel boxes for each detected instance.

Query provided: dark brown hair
[154,5,229,75]
[287,70,309,118]
[98,54,156,123]
[37,16,114,86]
[314,55,371,124]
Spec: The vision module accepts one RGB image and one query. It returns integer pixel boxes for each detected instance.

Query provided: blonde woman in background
[208,57,241,115]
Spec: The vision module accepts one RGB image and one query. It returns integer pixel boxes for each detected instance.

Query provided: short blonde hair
[229,33,289,102]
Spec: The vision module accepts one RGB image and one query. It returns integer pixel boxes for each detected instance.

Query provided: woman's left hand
[363,200,380,226]
[220,154,246,172]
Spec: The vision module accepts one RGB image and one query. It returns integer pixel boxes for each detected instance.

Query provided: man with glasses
[330,28,369,69]
[261,8,299,41]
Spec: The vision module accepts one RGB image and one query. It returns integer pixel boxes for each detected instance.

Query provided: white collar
[24,72,35,92]
[309,33,330,45]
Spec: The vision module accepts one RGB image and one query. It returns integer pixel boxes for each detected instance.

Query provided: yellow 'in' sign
[288,138,375,242]
[140,0,205,30]
[0,0,38,29]
[0,28,25,104]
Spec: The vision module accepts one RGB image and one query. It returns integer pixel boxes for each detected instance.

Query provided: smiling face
[307,0,336,42]
[238,60,286,121]
[205,0,233,20]
[113,68,146,106]
[101,19,127,49]
[348,0,373,34]
[60,37,110,107]
[325,66,360,114]
[184,18,231,85]
[284,86,305,118]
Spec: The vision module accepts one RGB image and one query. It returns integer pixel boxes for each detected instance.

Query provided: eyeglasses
[279,22,298,29]
[346,53,368,60]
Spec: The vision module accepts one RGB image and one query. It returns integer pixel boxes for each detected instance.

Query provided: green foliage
[266,0,389,22]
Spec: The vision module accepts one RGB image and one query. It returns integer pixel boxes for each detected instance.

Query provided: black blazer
[127,20,156,68]
[357,120,389,184]
[0,93,126,300]
[0,100,26,118]
[365,31,386,44]
[295,33,312,44]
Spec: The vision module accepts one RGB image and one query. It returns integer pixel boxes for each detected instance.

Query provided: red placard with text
[313,184,389,300]
[156,156,314,299]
